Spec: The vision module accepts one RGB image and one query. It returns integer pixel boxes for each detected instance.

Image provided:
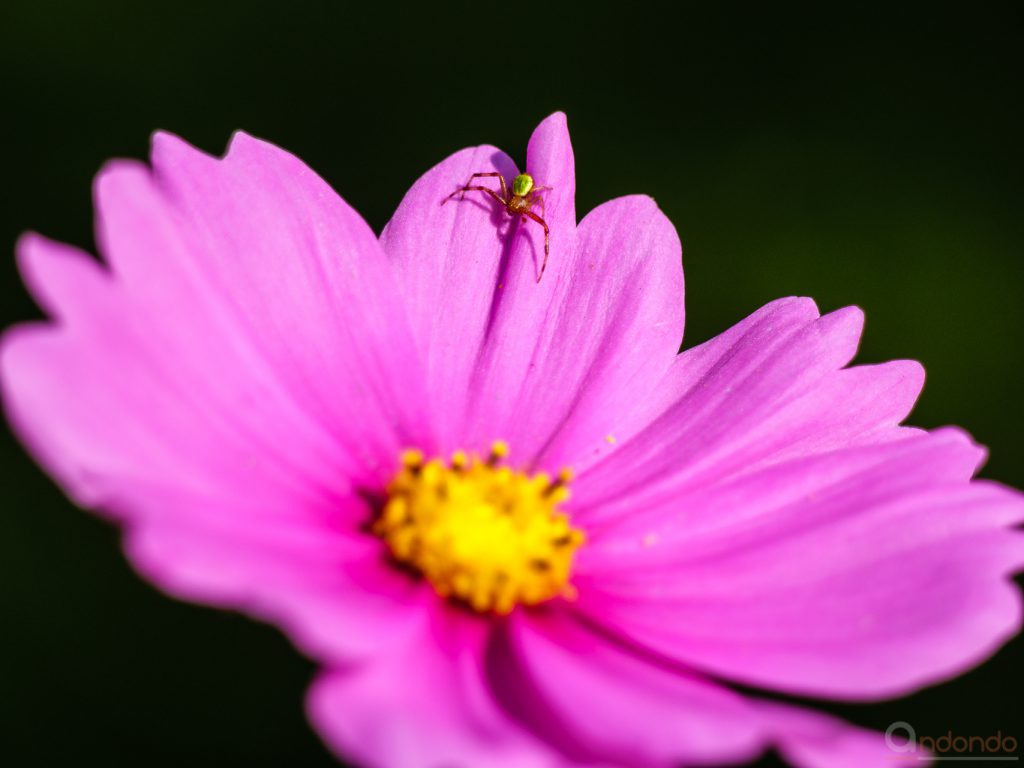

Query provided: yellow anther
[543,468,575,503]
[487,440,510,465]
[375,444,585,615]
[401,449,425,469]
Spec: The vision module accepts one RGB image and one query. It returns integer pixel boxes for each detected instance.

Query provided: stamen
[450,450,469,471]
[401,449,425,472]
[374,442,585,615]
[544,468,574,500]
[487,440,510,466]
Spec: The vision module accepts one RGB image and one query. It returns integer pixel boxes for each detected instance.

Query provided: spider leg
[443,185,508,211]
[442,172,508,204]
[522,210,551,283]
[528,185,552,219]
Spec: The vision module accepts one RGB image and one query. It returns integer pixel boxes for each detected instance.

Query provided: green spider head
[512,173,535,197]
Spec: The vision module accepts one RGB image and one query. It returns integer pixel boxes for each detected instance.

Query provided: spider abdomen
[508,196,532,215]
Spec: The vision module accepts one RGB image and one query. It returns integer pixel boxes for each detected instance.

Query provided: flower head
[3,113,1023,768]
[375,444,583,614]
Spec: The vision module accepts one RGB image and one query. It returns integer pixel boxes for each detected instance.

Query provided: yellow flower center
[374,442,585,615]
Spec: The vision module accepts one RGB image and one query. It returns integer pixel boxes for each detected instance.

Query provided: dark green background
[1,2,1021,765]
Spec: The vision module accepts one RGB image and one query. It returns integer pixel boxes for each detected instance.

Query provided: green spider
[443,172,554,282]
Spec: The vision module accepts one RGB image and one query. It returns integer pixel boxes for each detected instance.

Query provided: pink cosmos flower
[3,112,1023,768]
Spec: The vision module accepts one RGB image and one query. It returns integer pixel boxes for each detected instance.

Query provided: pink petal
[574,429,1024,698]
[496,609,908,768]
[755,702,928,768]
[307,605,567,768]
[4,236,338,517]
[572,298,925,520]
[494,609,766,766]
[1,133,434,659]
[478,194,684,470]
[142,131,432,484]
[124,494,430,662]
[6,133,431,503]
[380,113,574,453]
[382,114,684,470]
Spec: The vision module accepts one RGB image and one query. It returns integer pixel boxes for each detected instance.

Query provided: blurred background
[1,1,1021,765]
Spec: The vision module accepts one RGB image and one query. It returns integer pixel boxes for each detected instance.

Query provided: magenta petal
[307,606,565,768]
[123,493,430,662]
[496,610,917,768]
[1,133,436,660]
[379,142,516,451]
[143,131,432,482]
[755,702,922,768]
[573,298,922,522]
[3,130,434,501]
[3,234,336,514]
[575,430,1024,698]
[383,114,685,468]
[478,194,684,469]
[381,113,577,454]
[493,610,765,766]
